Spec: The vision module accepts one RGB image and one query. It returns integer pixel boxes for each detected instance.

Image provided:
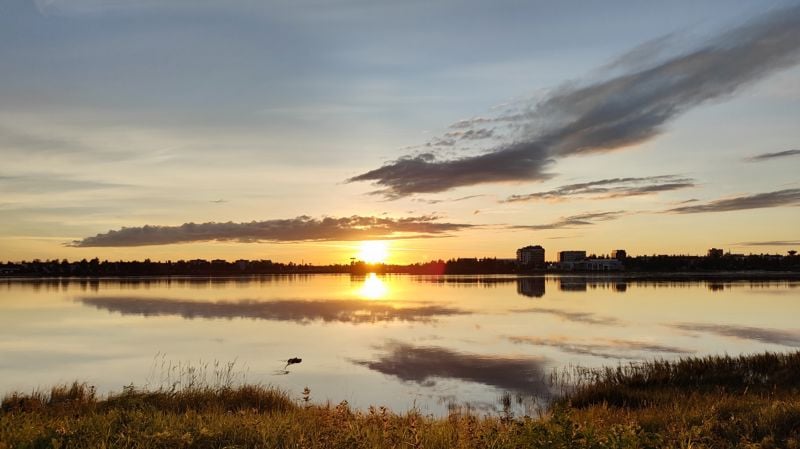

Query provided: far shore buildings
[516,245,545,269]
[558,250,624,271]
[516,245,625,271]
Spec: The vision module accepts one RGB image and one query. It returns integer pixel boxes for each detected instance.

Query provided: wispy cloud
[349,6,800,198]
[413,194,485,205]
[351,341,550,395]
[504,175,694,202]
[0,174,129,194]
[745,149,800,162]
[69,215,474,247]
[443,128,495,141]
[508,335,693,359]
[511,211,626,231]
[666,189,800,214]
[735,240,800,246]
[80,296,469,324]
[510,307,622,326]
[670,323,800,347]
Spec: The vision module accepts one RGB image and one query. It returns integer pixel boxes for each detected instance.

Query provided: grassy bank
[2,352,800,448]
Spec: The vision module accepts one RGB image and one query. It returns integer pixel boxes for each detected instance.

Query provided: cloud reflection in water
[79,296,469,324]
[508,336,693,359]
[352,341,551,396]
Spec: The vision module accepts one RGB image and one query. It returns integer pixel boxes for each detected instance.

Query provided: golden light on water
[358,273,388,300]
[357,240,389,264]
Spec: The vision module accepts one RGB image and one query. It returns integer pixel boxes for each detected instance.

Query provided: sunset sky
[1,0,798,264]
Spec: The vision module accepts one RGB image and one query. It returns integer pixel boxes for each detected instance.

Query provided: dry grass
[2,352,800,448]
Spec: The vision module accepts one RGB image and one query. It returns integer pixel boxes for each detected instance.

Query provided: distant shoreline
[2,271,799,281]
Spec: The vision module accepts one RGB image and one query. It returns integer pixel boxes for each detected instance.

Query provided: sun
[358,240,389,264]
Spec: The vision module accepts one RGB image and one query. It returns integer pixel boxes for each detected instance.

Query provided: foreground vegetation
[2,352,800,448]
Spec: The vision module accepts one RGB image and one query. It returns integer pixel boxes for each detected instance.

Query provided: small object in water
[284,357,302,369]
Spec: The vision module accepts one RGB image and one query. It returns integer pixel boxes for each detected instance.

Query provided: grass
[2,352,800,448]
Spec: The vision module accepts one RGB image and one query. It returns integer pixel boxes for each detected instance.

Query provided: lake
[1,274,798,415]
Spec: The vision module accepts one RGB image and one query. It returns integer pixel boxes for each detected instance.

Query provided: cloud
[443,128,495,141]
[350,147,557,198]
[349,6,800,197]
[735,240,800,246]
[511,307,622,326]
[512,210,626,230]
[745,149,800,162]
[508,336,693,359]
[505,175,695,202]
[79,296,470,324]
[413,194,485,205]
[666,189,800,214]
[69,215,474,247]
[351,341,551,395]
[670,323,800,347]
[0,174,129,194]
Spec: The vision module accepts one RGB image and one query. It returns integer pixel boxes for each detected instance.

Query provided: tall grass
[2,351,800,448]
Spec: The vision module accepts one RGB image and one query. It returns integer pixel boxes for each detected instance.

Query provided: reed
[2,351,799,448]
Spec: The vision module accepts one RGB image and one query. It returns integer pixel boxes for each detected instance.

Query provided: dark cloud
[736,240,800,246]
[512,211,626,230]
[351,341,551,395]
[69,215,474,247]
[508,336,693,359]
[666,189,800,214]
[670,323,800,347]
[511,307,622,326]
[443,128,495,141]
[350,145,557,198]
[350,6,800,197]
[79,296,470,324]
[745,149,800,162]
[505,175,694,202]
[448,117,495,129]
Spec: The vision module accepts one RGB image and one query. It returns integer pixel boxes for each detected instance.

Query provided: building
[583,258,624,271]
[558,250,587,263]
[516,245,545,268]
[707,248,724,258]
[611,249,627,260]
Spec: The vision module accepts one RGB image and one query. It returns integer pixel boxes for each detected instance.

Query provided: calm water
[1,274,798,415]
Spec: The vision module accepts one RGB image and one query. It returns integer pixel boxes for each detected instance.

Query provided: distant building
[611,249,627,260]
[707,248,724,258]
[558,250,587,263]
[583,258,624,271]
[516,245,545,268]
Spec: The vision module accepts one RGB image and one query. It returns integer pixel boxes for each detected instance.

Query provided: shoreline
[2,270,800,281]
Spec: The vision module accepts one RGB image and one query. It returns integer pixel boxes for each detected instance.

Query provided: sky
[1,0,799,264]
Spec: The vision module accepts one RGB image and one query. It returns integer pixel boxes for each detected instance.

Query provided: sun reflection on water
[358,273,388,300]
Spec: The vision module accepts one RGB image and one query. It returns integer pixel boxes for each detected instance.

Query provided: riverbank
[2,351,799,448]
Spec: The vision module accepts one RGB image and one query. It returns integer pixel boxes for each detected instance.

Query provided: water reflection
[1,274,799,416]
[352,341,551,396]
[508,336,693,359]
[516,278,545,298]
[79,296,470,324]
[512,307,623,326]
[357,273,388,300]
[670,323,800,346]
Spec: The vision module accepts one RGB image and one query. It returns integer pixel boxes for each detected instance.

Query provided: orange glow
[357,240,389,264]
[357,273,388,299]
